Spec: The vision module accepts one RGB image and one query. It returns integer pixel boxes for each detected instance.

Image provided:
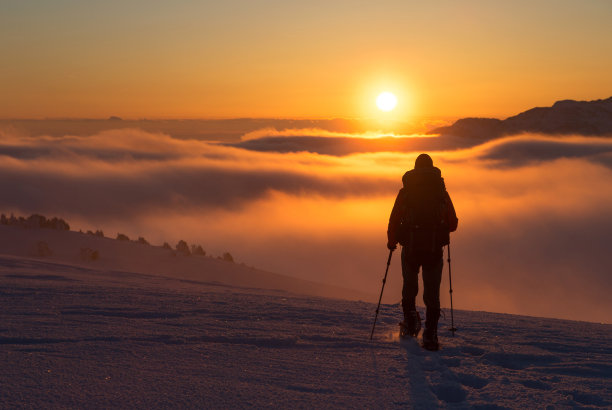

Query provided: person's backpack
[397,170,455,252]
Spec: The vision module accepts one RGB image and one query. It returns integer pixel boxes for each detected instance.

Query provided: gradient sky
[2,0,611,119]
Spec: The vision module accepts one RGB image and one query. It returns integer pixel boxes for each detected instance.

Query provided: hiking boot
[421,328,439,351]
[399,310,421,338]
[422,308,440,350]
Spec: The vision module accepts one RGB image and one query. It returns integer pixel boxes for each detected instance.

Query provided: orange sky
[1,1,611,119]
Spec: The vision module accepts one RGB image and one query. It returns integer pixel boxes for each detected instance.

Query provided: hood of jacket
[402,166,442,187]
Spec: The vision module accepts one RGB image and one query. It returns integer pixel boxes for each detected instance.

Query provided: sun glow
[376,92,397,112]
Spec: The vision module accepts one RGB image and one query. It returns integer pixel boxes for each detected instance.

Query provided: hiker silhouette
[387,153,458,350]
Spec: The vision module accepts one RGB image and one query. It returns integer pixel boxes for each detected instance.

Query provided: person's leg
[401,246,420,316]
[401,246,423,336]
[421,247,443,347]
[422,249,443,312]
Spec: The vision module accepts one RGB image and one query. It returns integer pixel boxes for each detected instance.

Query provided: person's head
[414,153,433,169]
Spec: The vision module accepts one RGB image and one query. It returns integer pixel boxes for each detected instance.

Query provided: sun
[376,92,397,112]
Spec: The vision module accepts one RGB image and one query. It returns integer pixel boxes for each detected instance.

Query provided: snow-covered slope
[1,254,610,408]
[0,225,368,301]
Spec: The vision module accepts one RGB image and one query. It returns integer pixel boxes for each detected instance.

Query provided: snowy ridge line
[0,254,163,283]
[0,253,337,300]
[0,254,106,276]
[0,222,371,301]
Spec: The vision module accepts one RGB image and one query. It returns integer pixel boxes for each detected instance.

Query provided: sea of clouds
[1,126,610,322]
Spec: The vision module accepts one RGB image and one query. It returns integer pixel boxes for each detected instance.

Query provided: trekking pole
[370,249,394,341]
[447,242,457,336]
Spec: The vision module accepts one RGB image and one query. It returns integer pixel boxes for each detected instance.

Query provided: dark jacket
[387,167,458,246]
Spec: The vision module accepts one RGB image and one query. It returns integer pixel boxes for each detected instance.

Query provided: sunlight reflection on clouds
[0,128,610,322]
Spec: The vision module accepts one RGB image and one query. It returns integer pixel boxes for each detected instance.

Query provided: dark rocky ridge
[430,97,612,139]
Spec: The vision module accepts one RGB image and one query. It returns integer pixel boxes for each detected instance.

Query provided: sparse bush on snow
[191,244,206,256]
[0,213,245,268]
[176,240,190,255]
[0,213,69,230]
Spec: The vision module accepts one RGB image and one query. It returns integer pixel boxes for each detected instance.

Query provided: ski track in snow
[0,255,610,409]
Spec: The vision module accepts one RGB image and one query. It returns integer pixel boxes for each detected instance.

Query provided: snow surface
[1,252,610,409]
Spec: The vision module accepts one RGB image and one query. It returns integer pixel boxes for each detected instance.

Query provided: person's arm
[387,188,406,249]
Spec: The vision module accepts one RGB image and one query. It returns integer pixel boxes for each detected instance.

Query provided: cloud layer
[1,127,611,322]
[229,128,478,156]
[0,129,400,216]
[475,134,612,168]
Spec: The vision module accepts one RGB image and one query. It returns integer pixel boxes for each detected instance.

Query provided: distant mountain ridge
[430,96,612,139]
